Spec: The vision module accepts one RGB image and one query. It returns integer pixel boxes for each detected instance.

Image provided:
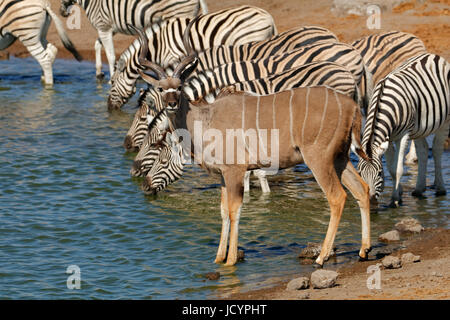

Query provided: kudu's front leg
[215,185,229,263]
[220,169,246,266]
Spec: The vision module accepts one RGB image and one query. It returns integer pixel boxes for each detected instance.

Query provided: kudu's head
[60,0,76,17]
[133,18,199,113]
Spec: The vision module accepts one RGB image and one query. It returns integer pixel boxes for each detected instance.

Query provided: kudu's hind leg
[305,155,347,266]
[341,161,371,260]
[431,124,449,196]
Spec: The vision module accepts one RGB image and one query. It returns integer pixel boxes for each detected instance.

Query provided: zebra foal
[0,0,82,85]
[357,53,450,207]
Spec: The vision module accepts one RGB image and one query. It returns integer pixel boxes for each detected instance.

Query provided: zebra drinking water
[357,53,450,207]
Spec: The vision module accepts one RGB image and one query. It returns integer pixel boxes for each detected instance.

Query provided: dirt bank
[3,0,449,62]
[227,228,450,300]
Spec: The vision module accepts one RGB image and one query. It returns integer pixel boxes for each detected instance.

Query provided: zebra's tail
[199,0,208,14]
[350,107,370,162]
[45,3,83,62]
[361,63,374,116]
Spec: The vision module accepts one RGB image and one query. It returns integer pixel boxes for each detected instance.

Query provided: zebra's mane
[364,79,386,159]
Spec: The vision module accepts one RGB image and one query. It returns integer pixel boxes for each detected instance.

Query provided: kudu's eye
[158,87,163,93]
[178,86,182,91]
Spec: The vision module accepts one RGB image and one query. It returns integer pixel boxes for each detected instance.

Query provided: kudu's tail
[45,3,83,62]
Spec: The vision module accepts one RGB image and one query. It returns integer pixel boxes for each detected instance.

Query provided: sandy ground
[228,228,450,300]
[2,0,449,300]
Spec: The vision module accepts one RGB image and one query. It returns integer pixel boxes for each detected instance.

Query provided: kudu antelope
[134,20,372,266]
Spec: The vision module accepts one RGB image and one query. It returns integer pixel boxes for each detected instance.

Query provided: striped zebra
[109,23,335,110]
[357,53,450,207]
[0,0,82,85]
[185,41,371,107]
[351,31,428,162]
[60,0,207,79]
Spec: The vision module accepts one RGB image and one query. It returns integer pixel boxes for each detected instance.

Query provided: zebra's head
[142,132,185,195]
[60,0,76,17]
[357,156,384,203]
[124,89,160,152]
[130,103,170,177]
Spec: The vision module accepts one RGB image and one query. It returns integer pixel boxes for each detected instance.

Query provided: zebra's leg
[215,185,230,264]
[38,11,57,83]
[390,135,409,207]
[412,137,428,198]
[254,169,270,193]
[431,124,449,196]
[97,29,115,80]
[405,140,418,165]
[95,38,105,79]
[384,142,403,200]
[243,171,250,192]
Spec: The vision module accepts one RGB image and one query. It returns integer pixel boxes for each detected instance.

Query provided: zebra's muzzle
[123,135,138,152]
[141,176,157,195]
[130,160,143,177]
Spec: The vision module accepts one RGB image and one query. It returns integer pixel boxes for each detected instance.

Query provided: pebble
[286,277,309,291]
[310,270,338,289]
[378,230,400,242]
[237,250,245,262]
[382,255,402,269]
[401,252,421,264]
[204,272,220,280]
[298,243,336,259]
[394,218,424,233]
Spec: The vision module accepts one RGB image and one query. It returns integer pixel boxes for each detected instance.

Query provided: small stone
[297,292,310,299]
[379,230,400,242]
[299,258,315,265]
[0,51,9,60]
[237,250,245,262]
[431,271,443,277]
[286,277,310,291]
[310,270,338,289]
[298,243,336,259]
[395,218,424,233]
[401,252,421,264]
[382,255,402,269]
[204,272,220,280]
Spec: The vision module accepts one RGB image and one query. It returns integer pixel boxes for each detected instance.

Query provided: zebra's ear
[376,141,389,156]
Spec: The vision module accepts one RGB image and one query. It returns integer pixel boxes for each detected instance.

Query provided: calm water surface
[0,58,448,299]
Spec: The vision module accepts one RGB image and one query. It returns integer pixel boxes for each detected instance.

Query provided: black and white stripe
[60,0,206,78]
[108,5,277,109]
[357,53,450,205]
[184,42,369,107]
[351,31,427,85]
[0,0,82,85]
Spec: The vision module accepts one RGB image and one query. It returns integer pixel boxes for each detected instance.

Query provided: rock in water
[379,230,400,242]
[204,272,220,280]
[382,256,402,269]
[310,270,338,289]
[298,243,336,259]
[395,218,424,233]
[286,277,310,291]
[401,252,421,264]
[0,51,9,60]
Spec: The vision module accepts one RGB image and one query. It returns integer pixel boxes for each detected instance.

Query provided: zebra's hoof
[435,189,447,197]
[96,73,105,80]
[411,190,425,198]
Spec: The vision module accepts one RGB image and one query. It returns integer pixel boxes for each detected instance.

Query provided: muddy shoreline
[225,228,450,300]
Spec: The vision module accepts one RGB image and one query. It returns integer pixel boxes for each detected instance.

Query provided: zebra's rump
[351,31,427,84]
